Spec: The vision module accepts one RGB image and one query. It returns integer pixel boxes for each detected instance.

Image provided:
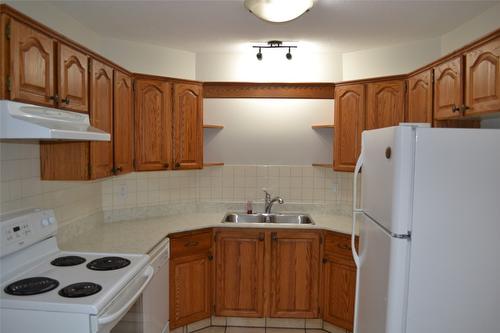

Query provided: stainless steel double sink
[222,212,314,225]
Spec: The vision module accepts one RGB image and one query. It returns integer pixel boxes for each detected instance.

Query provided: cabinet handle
[258,233,264,241]
[49,95,59,102]
[111,167,123,174]
[271,233,278,241]
[459,104,470,113]
[208,254,214,261]
[451,104,460,113]
[175,162,181,168]
[61,97,70,104]
[322,258,329,264]
[184,241,199,248]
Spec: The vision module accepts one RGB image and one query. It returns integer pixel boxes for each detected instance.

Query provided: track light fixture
[253,41,297,61]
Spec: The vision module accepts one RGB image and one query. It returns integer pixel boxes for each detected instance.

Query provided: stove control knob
[41,218,50,227]
[48,217,56,225]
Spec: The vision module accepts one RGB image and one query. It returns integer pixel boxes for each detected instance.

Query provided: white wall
[441,2,500,55]
[6,0,196,79]
[342,37,441,81]
[204,99,333,165]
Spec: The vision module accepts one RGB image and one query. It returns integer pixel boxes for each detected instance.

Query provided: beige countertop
[60,212,354,255]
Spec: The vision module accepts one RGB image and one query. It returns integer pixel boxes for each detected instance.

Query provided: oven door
[92,265,154,333]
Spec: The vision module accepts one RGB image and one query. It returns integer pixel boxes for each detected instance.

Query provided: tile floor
[192,328,346,333]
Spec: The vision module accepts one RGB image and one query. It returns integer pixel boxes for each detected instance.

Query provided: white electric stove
[0,209,153,333]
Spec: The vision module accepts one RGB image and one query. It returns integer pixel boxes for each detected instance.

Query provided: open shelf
[203,162,225,167]
[203,124,224,129]
[312,163,333,168]
[311,124,335,129]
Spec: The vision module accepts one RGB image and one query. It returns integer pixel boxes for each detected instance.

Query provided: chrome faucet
[263,190,284,214]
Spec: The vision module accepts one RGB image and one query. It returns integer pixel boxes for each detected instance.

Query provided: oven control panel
[0,209,57,258]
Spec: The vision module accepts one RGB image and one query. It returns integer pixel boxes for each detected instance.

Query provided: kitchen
[0,1,499,333]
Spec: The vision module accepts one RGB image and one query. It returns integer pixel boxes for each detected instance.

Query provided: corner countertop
[59,213,354,255]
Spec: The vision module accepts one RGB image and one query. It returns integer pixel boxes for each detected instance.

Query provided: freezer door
[361,125,417,235]
[354,214,410,333]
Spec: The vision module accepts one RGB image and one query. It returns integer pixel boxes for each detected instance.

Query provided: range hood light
[244,0,316,23]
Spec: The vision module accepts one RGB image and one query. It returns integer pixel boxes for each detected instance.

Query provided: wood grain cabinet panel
[10,19,55,106]
[134,79,172,171]
[366,80,405,129]
[333,84,365,172]
[170,253,212,329]
[407,70,433,123]
[214,230,265,317]
[89,59,113,179]
[58,43,88,112]
[465,38,500,116]
[173,83,203,170]
[270,230,320,318]
[113,71,134,175]
[322,258,356,331]
[434,57,463,120]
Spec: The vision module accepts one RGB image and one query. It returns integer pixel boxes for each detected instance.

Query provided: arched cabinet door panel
[434,57,463,120]
[172,83,203,170]
[407,70,433,123]
[366,80,405,130]
[58,43,88,112]
[113,71,134,175]
[10,19,55,106]
[134,79,172,171]
[465,38,500,116]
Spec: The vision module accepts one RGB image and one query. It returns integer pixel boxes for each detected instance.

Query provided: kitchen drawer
[170,229,212,258]
[324,232,358,263]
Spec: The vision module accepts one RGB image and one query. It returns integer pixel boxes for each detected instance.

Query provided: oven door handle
[97,265,154,326]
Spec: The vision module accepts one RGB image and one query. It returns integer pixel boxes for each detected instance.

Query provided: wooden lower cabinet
[322,232,358,331]
[169,230,213,329]
[269,230,321,318]
[214,229,265,317]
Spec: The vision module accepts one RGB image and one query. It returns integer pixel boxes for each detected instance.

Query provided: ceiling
[47,0,497,53]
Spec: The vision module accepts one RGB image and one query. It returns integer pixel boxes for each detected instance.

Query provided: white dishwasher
[111,238,169,333]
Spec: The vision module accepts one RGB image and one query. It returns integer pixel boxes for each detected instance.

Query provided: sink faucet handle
[262,188,271,202]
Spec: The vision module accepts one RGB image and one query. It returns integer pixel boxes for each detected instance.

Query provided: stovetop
[0,249,149,315]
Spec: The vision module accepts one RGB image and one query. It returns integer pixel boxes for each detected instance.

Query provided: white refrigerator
[351,124,500,333]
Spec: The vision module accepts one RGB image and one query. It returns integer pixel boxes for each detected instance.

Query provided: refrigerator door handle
[351,147,365,267]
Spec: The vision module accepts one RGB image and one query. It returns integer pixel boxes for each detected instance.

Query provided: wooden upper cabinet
[334,84,365,172]
[465,37,500,116]
[58,43,88,112]
[113,71,134,175]
[270,230,320,318]
[434,57,463,120]
[366,80,405,129]
[10,19,55,106]
[407,70,433,123]
[89,59,113,179]
[173,83,203,170]
[134,79,172,171]
[214,230,265,318]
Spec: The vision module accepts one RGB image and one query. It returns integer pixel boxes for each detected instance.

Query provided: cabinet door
[270,231,320,318]
[434,57,463,120]
[170,253,211,329]
[215,230,265,317]
[134,79,172,171]
[89,59,113,179]
[465,38,500,116]
[58,43,88,112]
[113,71,134,175]
[366,80,405,130]
[407,70,433,123]
[333,84,365,172]
[172,83,203,170]
[322,258,356,331]
[10,19,55,106]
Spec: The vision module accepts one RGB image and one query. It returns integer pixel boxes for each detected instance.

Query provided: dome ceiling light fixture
[252,40,297,61]
[244,0,317,23]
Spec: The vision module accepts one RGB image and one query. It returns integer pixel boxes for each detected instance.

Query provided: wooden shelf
[312,163,333,168]
[204,162,224,167]
[311,124,335,129]
[203,124,224,129]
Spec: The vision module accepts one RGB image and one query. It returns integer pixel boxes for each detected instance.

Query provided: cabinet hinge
[5,22,11,40]
[6,76,11,92]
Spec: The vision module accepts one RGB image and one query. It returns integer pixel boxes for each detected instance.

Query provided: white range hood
[0,100,110,141]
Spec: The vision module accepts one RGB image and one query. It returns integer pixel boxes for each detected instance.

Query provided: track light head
[256,48,263,61]
[286,48,292,60]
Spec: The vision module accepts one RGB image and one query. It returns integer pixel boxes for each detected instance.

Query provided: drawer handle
[184,241,199,247]
[338,243,351,251]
